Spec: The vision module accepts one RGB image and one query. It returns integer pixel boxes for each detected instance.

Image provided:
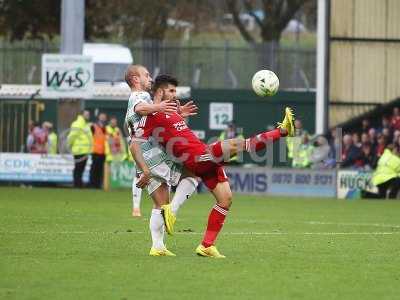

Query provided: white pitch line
[305,221,400,228]
[230,219,400,229]
[225,232,398,235]
[302,232,397,235]
[4,216,400,229]
[1,231,399,236]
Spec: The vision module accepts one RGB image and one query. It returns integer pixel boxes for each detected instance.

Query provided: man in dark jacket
[341,134,362,168]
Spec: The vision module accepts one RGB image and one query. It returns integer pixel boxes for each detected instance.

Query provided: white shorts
[146,160,183,195]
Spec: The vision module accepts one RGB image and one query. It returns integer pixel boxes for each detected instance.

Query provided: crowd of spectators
[26,110,128,189]
[66,110,127,189]
[289,107,400,170]
[26,106,400,174]
[26,121,58,154]
[336,107,400,170]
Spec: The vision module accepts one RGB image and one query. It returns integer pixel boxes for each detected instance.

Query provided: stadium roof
[0,84,191,100]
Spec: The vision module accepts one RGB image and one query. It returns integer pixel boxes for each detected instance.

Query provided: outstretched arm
[135,89,177,116]
[135,101,177,116]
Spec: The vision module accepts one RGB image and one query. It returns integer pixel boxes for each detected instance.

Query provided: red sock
[245,129,284,152]
[202,204,229,248]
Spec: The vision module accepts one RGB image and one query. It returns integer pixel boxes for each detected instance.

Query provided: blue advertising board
[225,167,336,198]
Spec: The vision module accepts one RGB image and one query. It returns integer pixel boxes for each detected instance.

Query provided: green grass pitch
[1,187,400,300]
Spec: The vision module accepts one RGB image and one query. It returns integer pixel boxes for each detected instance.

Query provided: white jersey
[125,91,168,170]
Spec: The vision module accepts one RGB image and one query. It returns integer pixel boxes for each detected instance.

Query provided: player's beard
[141,79,151,92]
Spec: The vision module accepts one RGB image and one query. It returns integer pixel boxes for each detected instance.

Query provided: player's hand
[179,100,198,118]
[136,170,150,188]
[158,100,177,115]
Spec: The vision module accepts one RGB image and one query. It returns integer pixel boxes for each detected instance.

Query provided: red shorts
[182,142,229,190]
[196,161,228,190]
[185,159,228,190]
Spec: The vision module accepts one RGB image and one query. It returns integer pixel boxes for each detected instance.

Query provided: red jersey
[136,111,229,190]
[137,112,207,166]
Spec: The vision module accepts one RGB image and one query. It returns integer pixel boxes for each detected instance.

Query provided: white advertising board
[0,153,90,183]
[41,54,94,99]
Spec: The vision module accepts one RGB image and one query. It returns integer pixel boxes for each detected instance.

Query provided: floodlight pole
[316,0,329,134]
[59,0,86,134]
[60,0,85,54]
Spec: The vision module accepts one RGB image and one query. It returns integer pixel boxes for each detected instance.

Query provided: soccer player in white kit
[124,64,198,256]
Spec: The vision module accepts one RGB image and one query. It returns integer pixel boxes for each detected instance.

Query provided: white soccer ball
[251,70,279,97]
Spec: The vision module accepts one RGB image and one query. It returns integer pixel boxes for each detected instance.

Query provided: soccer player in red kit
[133,75,295,258]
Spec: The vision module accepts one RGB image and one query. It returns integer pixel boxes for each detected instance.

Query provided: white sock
[132,177,142,209]
[149,209,165,250]
[171,177,198,215]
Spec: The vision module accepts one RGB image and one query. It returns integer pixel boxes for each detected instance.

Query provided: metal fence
[0,40,58,85]
[0,40,315,89]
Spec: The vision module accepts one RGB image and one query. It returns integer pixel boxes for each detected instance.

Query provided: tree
[0,0,178,42]
[85,0,176,42]
[0,0,60,41]
[226,0,312,44]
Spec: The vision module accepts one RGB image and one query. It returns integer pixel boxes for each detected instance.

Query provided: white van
[83,43,133,84]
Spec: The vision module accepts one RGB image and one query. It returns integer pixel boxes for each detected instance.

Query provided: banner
[337,170,377,199]
[0,153,90,183]
[0,153,338,198]
[108,164,337,196]
[41,54,94,99]
[225,167,268,194]
[110,161,136,188]
[225,167,337,198]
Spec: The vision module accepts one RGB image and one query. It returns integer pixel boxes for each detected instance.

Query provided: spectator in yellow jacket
[372,144,400,198]
[67,110,92,188]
